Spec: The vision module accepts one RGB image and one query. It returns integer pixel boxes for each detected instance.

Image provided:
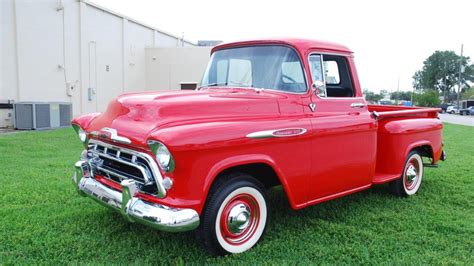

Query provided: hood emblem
[98,127,132,145]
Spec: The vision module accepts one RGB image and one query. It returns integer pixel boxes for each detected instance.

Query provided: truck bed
[368,104,440,119]
[368,105,443,184]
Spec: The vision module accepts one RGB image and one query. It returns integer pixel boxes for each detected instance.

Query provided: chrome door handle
[350,103,366,108]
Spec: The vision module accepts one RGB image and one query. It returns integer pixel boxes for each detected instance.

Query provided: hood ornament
[99,127,132,144]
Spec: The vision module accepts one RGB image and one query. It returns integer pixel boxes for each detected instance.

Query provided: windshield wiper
[228,81,253,88]
[199,82,228,89]
[198,82,256,91]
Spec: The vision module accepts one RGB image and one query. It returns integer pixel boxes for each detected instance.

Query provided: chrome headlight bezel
[72,124,89,146]
[148,140,175,172]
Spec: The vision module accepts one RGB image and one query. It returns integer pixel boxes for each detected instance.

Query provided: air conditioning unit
[14,102,72,130]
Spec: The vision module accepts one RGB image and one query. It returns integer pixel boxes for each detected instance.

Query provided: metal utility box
[14,102,72,130]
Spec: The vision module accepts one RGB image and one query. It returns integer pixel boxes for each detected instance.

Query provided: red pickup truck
[71,38,445,256]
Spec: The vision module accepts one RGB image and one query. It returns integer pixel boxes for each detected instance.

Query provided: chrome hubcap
[405,158,421,191]
[406,164,417,182]
[227,203,251,234]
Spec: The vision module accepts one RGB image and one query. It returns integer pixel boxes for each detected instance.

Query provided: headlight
[157,144,171,168]
[72,124,88,145]
[78,128,87,143]
[148,140,175,172]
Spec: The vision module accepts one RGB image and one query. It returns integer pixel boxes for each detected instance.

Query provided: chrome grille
[87,142,154,186]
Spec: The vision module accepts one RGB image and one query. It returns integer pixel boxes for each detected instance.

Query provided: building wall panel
[0,0,196,128]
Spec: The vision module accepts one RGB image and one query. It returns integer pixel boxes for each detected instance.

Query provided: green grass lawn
[0,124,473,264]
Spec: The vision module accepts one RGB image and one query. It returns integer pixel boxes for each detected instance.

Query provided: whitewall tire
[389,151,424,197]
[196,173,268,256]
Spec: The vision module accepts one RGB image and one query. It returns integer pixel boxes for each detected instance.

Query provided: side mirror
[312,80,326,97]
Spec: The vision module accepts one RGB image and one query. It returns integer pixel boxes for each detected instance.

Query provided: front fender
[71,112,101,129]
[202,154,295,207]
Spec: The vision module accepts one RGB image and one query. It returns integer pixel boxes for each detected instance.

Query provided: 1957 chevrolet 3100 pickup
[71,38,446,256]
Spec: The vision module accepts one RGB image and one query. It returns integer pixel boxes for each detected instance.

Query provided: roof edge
[212,38,353,54]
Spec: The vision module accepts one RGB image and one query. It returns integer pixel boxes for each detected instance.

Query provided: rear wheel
[389,151,424,197]
[196,173,268,256]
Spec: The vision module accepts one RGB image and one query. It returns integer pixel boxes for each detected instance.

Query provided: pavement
[438,113,474,127]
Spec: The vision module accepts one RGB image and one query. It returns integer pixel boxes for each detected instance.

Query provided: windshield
[200,45,307,93]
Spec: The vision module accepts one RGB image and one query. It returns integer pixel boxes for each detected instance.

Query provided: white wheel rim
[215,187,267,253]
[403,154,423,195]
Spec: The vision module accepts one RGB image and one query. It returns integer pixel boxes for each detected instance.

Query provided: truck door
[304,53,377,203]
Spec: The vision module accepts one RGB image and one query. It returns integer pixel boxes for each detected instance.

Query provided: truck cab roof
[213,38,353,55]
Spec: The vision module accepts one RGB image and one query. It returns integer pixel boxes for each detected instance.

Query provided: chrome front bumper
[72,160,199,232]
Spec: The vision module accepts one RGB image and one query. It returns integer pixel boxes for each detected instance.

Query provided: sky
[91,0,473,93]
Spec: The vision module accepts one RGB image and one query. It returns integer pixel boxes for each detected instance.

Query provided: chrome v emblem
[100,127,131,144]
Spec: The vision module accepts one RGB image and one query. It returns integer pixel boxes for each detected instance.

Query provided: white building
[1,0,212,128]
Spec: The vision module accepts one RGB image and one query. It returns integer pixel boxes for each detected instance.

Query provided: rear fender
[405,140,433,158]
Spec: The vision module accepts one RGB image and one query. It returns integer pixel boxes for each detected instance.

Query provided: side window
[324,61,340,85]
[309,53,354,98]
[309,54,326,97]
[228,59,252,87]
[308,55,324,83]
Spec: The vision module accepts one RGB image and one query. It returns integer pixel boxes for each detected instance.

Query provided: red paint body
[72,39,443,215]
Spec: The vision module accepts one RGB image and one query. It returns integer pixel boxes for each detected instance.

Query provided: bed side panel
[374,118,443,182]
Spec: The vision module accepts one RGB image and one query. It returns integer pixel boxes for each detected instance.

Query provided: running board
[423,163,438,168]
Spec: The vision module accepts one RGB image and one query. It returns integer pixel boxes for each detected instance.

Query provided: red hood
[85,88,283,146]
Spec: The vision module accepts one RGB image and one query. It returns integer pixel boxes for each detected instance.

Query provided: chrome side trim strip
[246,128,307,139]
[246,130,276,139]
[350,102,366,108]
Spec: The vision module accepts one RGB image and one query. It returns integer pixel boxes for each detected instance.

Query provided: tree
[412,70,423,90]
[363,89,383,103]
[391,91,412,101]
[379,89,390,99]
[413,90,441,107]
[412,51,474,101]
[462,86,474,100]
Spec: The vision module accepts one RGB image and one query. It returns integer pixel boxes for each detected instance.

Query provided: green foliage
[0,127,473,264]
[379,89,390,99]
[462,86,474,100]
[390,91,412,101]
[363,89,383,103]
[412,51,474,98]
[413,90,441,107]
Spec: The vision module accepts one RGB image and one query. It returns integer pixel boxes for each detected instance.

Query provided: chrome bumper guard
[72,160,199,232]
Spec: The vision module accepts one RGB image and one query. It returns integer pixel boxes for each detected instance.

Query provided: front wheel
[389,151,424,197]
[196,173,268,256]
